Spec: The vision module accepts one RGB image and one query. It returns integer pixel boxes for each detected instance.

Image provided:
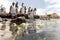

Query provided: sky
[0,0,60,15]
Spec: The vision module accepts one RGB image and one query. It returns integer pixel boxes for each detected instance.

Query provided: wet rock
[11,17,26,25]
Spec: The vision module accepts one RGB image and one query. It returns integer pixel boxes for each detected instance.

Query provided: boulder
[11,17,26,25]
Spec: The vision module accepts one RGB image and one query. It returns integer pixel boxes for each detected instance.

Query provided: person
[10,2,16,19]
[28,7,31,13]
[2,7,6,15]
[24,6,27,13]
[0,5,3,13]
[27,7,31,18]
[28,9,34,19]
[33,8,37,15]
[21,3,26,14]
[15,2,18,14]
[0,5,3,15]
[19,8,22,14]
[15,2,18,18]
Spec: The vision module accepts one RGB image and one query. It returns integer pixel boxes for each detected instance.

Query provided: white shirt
[11,5,16,14]
[28,12,34,19]
[20,6,25,14]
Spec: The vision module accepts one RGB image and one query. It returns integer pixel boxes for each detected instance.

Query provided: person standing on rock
[15,2,18,18]
[10,2,16,19]
[0,5,3,13]
[21,3,26,14]
[28,9,34,19]
[33,8,37,15]
[27,7,31,19]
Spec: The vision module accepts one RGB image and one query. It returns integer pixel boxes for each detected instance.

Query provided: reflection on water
[15,19,60,40]
[0,19,60,40]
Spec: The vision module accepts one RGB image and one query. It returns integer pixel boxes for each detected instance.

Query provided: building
[51,13,59,18]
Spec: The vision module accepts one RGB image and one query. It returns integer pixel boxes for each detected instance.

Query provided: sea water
[0,19,60,40]
[15,19,60,40]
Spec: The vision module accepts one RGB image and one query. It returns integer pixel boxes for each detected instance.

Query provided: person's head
[16,2,18,4]
[12,2,15,6]
[28,7,31,12]
[34,8,36,11]
[16,2,18,7]
[22,3,24,7]
[31,9,33,12]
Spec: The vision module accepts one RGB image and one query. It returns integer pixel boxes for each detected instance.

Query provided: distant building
[40,13,59,19]
[51,13,59,18]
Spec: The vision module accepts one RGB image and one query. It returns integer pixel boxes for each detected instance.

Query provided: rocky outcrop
[11,17,26,25]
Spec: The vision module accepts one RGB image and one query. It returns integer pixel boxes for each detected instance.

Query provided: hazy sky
[9,0,46,8]
[0,0,60,15]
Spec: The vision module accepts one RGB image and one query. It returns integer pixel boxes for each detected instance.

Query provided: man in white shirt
[20,3,26,14]
[10,2,16,19]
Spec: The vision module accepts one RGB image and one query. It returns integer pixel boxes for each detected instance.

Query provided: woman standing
[10,2,16,19]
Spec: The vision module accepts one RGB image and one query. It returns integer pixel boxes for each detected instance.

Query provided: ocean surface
[15,19,60,40]
[0,19,60,40]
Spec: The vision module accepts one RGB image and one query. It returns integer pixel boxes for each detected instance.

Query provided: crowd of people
[0,2,37,19]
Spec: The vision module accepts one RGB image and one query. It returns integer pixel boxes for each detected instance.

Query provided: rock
[11,17,26,25]
[0,17,2,22]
